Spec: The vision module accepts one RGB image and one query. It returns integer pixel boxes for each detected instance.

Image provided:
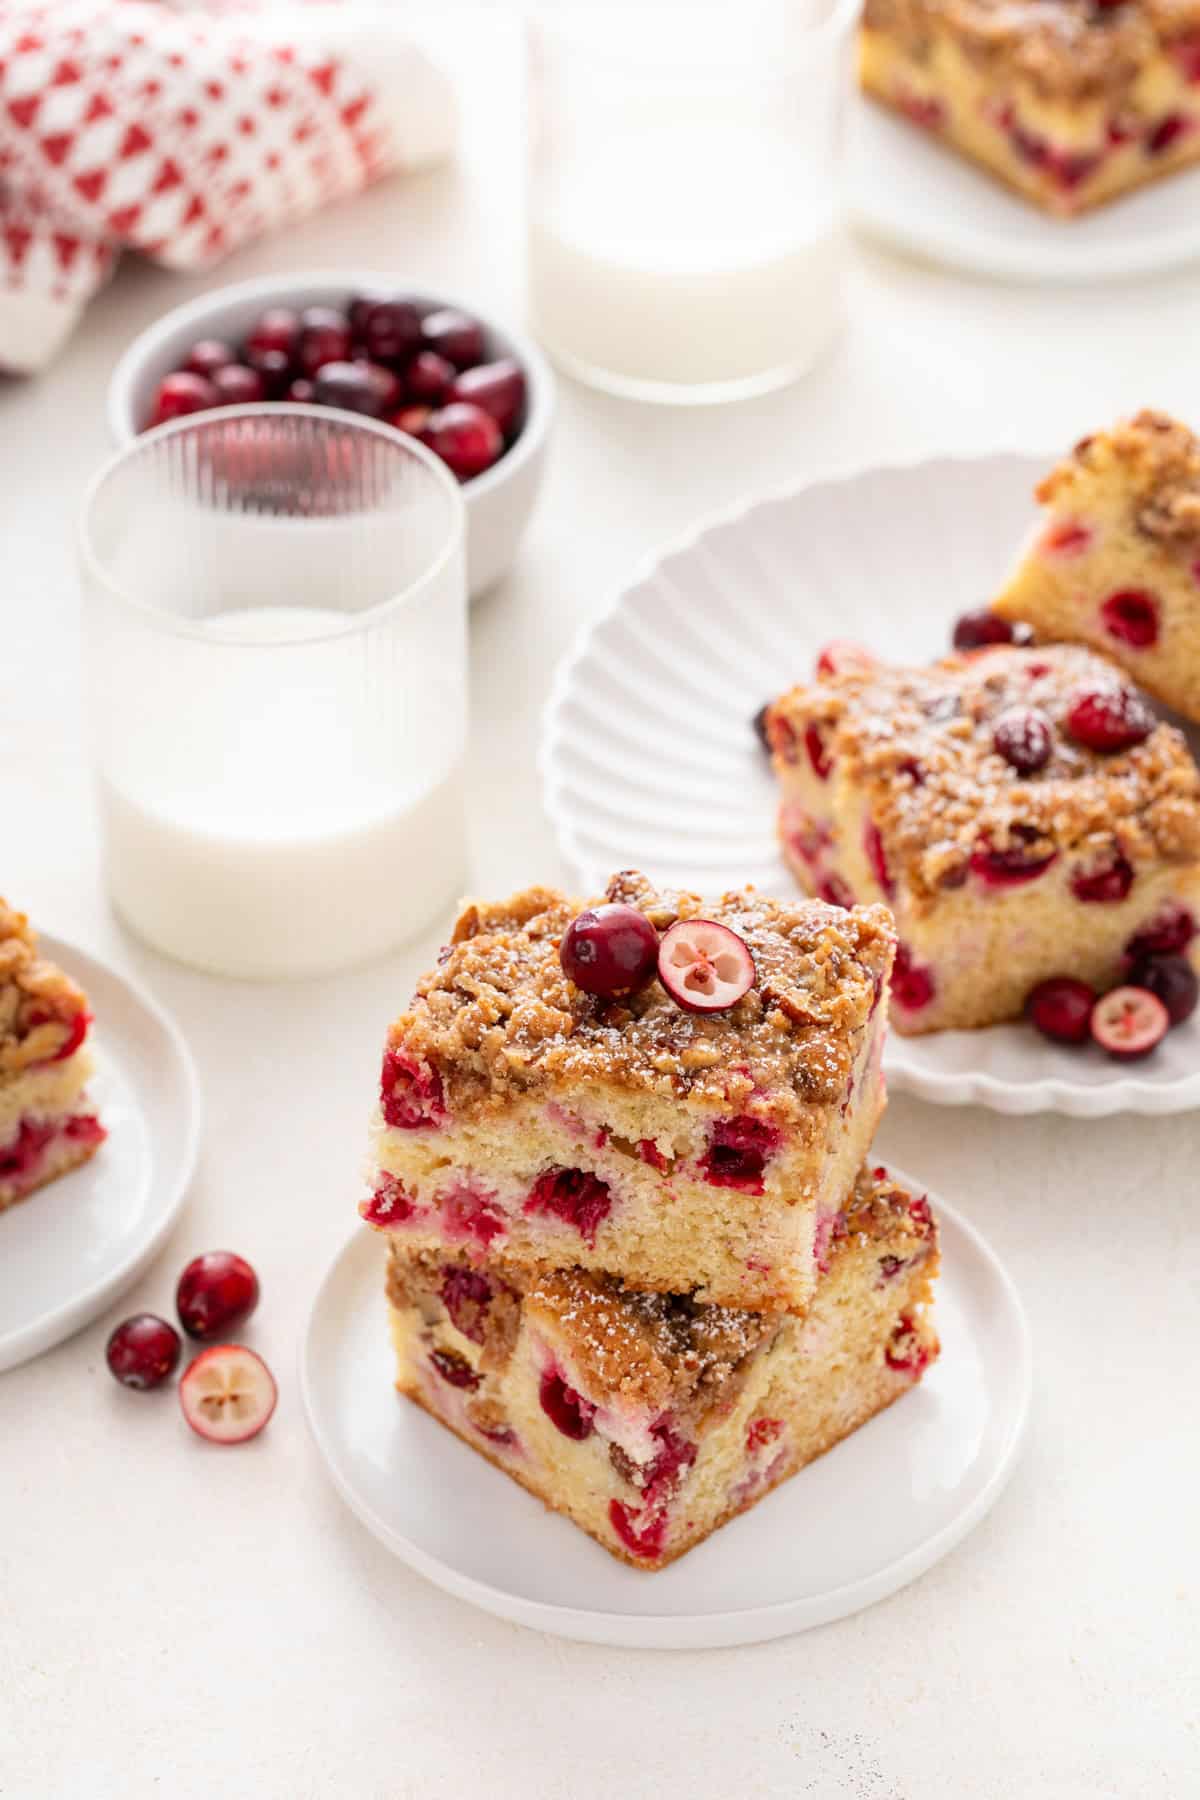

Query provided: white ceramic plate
[846,90,1200,283]
[302,1189,1028,1649]
[0,937,202,1372]
[540,452,1200,1117]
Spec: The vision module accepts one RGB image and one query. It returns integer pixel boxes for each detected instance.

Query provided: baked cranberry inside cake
[524,1167,612,1245]
[1101,590,1159,649]
[439,1266,493,1343]
[699,1116,781,1194]
[361,1171,416,1226]
[430,1348,480,1390]
[380,1049,446,1130]
[538,1368,595,1440]
[1071,853,1134,904]
[609,1498,669,1560]
[891,945,935,1012]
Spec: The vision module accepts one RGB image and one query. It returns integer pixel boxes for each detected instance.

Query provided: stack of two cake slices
[358,869,939,1570]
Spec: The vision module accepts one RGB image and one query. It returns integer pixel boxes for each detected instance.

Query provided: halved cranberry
[609,1498,668,1560]
[559,903,658,998]
[405,349,456,403]
[699,1116,781,1194]
[1065,686,1155,753]
[525,1166,612,1244]
[863,819,893,898]
[106,1313,182,1390]
[244,306,299,358]
[380,1049,445,1129]
[447,358,526,436]
[804,722,832,780]
[1127,954,1198,1026]
[1090,986,1169,1059]
[885,1315,931,1375]
[430,1348,479,1390]
[1126,904,1196,960]
[993,706,1053,774]
[421,402,504,480]
[892,944,935,1011]
[970,839,1058,888]
[1040,520,1092,556]
[1027,976,1096,1044]
[183,338,236,377]
[657,919,755,1013]
[1071,853,1133,904]
[538,1368,594,1440]
[359,1172,415,1227]
[362,298,422,365]
[297,304,352,375]
[421,307,485,369]
[1101,590,1159,649]
[951,610,1014,651]
[439,1267,493,1342]
[148,371,218,427]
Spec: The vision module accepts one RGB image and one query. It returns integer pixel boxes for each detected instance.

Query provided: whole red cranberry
[211,363,266,405]
[993,706,1053,774]
[421,307,486,369]
[405,349,456,403]
[149,371,219,427]
[952,610,1017,652]
[244,306,299,359]
[421,402,504,480]
[176,1251,260,1341]
[446,358,526,436]
[312,360,386,416]
[298,305,353,376]
[1027,976,1095,1045]
[348,292,383,339]
[560,903,659,997]
[362,299,422,365]
[182,338,236,377]
[106,1313,182,1390]
[1128,954,1198,1025]
[286,378,316,403]
[362,360,402,413]
[245,346,294,397]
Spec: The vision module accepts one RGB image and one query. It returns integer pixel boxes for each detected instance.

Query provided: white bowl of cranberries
[107,272,554,597]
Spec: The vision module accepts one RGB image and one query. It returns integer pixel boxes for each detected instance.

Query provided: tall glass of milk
[527,0,855,404]
[79,405,467,980]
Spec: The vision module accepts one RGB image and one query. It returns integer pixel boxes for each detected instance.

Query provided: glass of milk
[526,0,855,404]
[79,405,467,980]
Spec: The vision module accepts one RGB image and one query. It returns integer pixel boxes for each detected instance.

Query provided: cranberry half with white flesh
[815,640,876,679]
[1090,986,1169,1060]
[179,1345,278,1444]
[657,919,755,1013]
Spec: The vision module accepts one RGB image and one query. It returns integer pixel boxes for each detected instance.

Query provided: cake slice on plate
[360,871,895,1313]
[1,899,105,1212]
[859,0,1200,216]
[994,411,1200,723]
[384,1162,939,1570]
[767,642,1200,1034]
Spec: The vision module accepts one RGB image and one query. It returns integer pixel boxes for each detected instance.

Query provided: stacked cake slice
[359,871,939,1569]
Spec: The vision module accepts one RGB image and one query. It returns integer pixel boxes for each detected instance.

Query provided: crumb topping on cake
[1037,409,1200,545]
[862,0,1200,104]
[388,873,895,1119]
[0,899,89,1078]
[770,645,1200,901]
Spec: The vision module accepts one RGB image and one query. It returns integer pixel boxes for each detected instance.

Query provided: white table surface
[3,18,1198,1800]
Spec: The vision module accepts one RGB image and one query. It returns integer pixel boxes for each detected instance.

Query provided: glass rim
[77,403,467,649]
[527,0,859,72]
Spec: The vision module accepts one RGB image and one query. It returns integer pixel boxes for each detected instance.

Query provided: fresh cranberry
[405,349,456,403]
[446,358,526,436]
[525,1167,612,1244]
[244,306,299,359]
[312,360,385,416]
[1027,976,1096,1044]
[1125,904,1196,960]
[746,1417,785,1452]
[609,1499,668,1560]
[1147,113,1189,155]
[885,1316,931,1375]
[993,706,1053,774]
[179,1345,277,1444]
[176,1251,259,1341]
[559,903,658,997]
[245,346,293,397]
[362,299,422,365]
[804,722,832,780]
[699,1116,781,1194]
[1100,590,1159,648]
[863,819,893,897]
[149,371,218,427]
[380,1049,445,1129]
[211,362,266,405]
[657,918,756,1013]
[892,944,935,1011]
[1040,520,1092,555]
[105,1313,182,1390]
[348,292,382,339]
[389,404,432,437]
[297,304,353,375]
[538,1368,594,1439]
[439,1266,493,1342]
[430,1347,480,1390]
[1127,954,1199,1026]
[421,402,504,480]
[286,377,315,403]
[1071,853,1134,904]
[182,338,236,377]
[1090,985,1169,1059]
[421,307,485,369]
[1065,686,1155,753]
[951,610,1014,651]
[360,1172,415,1226]
[970,837,1058,887]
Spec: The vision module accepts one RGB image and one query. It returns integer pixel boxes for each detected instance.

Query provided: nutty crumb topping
[388,873,895,1119]
[1037,408,1200,545]
[0,899,89,1080]
[770,644,1200,904]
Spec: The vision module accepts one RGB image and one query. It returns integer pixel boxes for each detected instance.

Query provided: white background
[3,15,1198,1799]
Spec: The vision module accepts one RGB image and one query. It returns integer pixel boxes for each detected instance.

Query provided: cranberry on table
[420,307,485,369]
[176,1251,260,1341]
[361,298,422,364]
[1127,953,1198,1026]
[560,903,659,998]
[211,363,266,405]
[312,360,387,416]
[405,349,456,403]
[446,358,526,436]
[297,305,353,376]
[1027,976,1095,1045]
[149,371,219,426]
[179,1344,277,1444]
[421,402,504,480]
[244,306,299,358]
[182,338,236,377]
[106,1313,182,1390]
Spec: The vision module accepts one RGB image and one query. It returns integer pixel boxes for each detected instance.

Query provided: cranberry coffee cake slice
[0,899,105,1212]
[361,872,895,1313]
[385,1163,939,1570]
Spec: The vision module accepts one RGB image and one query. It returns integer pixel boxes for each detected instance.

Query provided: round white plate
[0,937,202,1372]
[541,452,1200,1117]
[846,90,1200,283]
[302,1189,1029,1649]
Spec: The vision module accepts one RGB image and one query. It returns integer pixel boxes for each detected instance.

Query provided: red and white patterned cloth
[0,0,455,371]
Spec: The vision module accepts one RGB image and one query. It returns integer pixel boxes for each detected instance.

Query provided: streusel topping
[1037,409,1200,545]
[862,0,1200,103]
[771,645,1200,903]
[0,899,88,1079]
[389,873,894,1119]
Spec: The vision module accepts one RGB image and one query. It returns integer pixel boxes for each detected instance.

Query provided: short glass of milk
[526,0,855,404]
[79,405,467,980]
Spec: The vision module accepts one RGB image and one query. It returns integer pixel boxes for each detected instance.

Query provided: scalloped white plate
[302,1185,1029,1649]
[0,936,201,1372]
[846,90,1200,283]
[541,453,1200,1118]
